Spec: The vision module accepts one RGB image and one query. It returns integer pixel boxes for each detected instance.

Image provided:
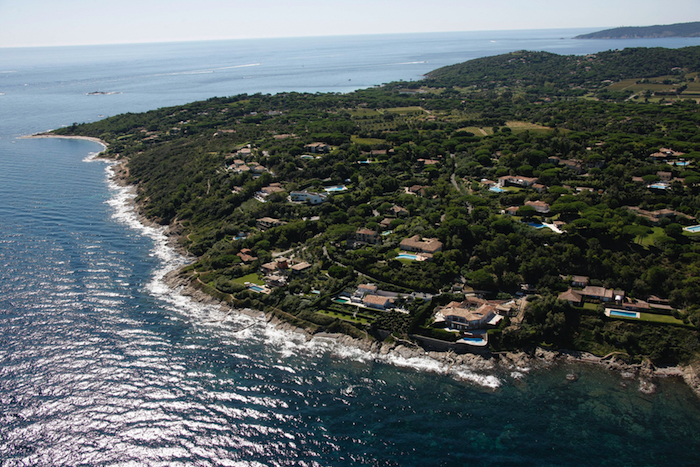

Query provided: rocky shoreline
[161,265,700,397]
[44,131,698,399]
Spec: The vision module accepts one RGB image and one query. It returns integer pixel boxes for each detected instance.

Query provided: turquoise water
[685,225,700,233]
[2,32,700,465]
[459,337,486,343]
[325,185,347,192]
[610,310,640,318]
[398,253,419,260]
[249,285,266,293]
[489,186,506,193]
[528,222,545,229]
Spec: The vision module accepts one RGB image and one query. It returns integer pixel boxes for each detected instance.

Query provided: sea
[2,28,700,466]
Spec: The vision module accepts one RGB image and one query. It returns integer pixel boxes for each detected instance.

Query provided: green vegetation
[575,21,700,40]
[54,46,700,365]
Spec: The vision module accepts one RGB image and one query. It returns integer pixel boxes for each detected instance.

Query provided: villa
[434,301,502,331]
[558,288,583,306]
[363,294,393,310]
[525,200,550,214]
[304,142,330,153]
[400,235,443,254]
[356,228,381,244]
[498,175,538,188]
[290,191,327,205]
[290,262,312,274]
[257,217,287,230]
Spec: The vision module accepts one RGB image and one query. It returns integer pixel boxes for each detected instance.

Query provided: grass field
[506,121,552,131]
[636,226,664,248]
[232,273,265,286]
[318,309,372,324]
[460,126,490,136]
[385,106,425,115]
[639,312,687,326]
[351,135,385,145]
[346,108,380,117]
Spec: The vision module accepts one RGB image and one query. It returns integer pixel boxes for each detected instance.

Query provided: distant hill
[575,21,700,39]
[423,46,700,91]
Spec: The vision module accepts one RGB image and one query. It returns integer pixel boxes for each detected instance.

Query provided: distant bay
[2,30,700,465]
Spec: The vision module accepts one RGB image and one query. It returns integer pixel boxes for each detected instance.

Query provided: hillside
[575,21,700,39]
[52,47,700,365]
[424,47,700,92]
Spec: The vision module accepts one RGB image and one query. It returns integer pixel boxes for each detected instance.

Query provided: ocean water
[2,30,700,466]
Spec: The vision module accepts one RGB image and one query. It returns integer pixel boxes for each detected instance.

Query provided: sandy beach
[21,133,109,153]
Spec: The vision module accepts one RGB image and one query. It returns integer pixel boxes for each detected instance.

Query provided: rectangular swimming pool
[609,310,640,318]
[248,285,265,293]
[684,225,700,233]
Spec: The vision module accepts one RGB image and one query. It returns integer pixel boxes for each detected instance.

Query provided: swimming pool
[489,186,506,193]
[527,222,545,229]
[457,336,488,346]
[248,285,265,293]
[649,183,669,190]
[684,225,700,233]
[333,297,351,304]
[324,185,347,192]
[609,310,640,318]
[397,253,418,260]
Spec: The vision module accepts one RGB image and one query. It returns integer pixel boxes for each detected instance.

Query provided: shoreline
[90,134,700,398]
[162,264,699,396]
[21,132,109,153]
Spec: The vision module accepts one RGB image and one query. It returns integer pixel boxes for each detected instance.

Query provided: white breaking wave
[391,61,428,65]
[149,63,262,78]
[98,161,502,390]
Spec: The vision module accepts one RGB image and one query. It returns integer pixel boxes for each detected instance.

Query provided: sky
[0,0,698,48]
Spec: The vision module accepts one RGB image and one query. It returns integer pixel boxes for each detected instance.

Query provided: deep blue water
[2,30,700,466]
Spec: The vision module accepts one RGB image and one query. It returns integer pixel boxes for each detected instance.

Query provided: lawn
[232,273,265,286]
[636,226,664,248]
[318,309,372,324]
[506,121,553,131]
[639,312,688,326]
[351,135,385,145]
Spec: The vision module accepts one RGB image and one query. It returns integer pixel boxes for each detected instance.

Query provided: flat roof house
[290,191,327,205]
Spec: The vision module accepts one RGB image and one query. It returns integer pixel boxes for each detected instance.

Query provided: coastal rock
[379,342,395,356]
[535,347,559,363]
[566,372,579,382]
[639,379,657,394]
[499,352,531,369]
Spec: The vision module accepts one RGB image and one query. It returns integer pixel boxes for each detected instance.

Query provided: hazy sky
[1,0,698,48]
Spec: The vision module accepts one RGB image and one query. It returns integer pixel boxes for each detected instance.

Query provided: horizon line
[0,26,611,50]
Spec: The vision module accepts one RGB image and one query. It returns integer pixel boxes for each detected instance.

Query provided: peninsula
[575,21,700,39]
[52,46,700,372]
